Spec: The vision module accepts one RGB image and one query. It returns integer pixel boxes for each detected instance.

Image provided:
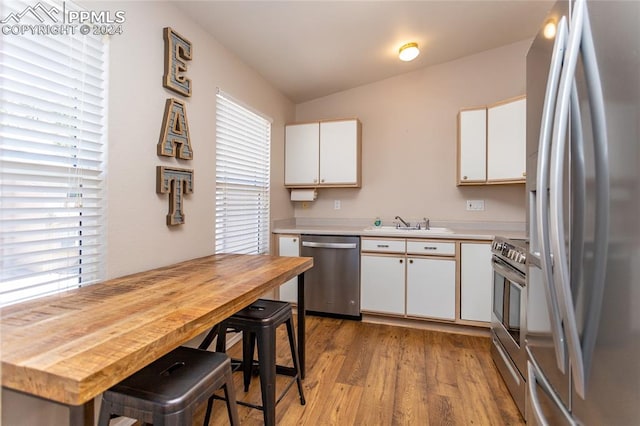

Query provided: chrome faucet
[395,216,410,228]
[423,217,430,230]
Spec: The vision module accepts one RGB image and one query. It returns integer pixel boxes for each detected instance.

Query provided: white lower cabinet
[406,257,456,320]
[360,237,457,321]
[360,254,405,315]
[278,235,299,303]
[355,236,493,327]
[460,242,493,322]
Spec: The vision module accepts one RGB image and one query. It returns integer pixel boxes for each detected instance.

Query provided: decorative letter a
[158,98,193,160]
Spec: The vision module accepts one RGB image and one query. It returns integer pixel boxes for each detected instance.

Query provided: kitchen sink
[363,225,454,235]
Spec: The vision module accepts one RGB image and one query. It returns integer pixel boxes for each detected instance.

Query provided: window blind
[215,90,271,255]
[0,0,109,306]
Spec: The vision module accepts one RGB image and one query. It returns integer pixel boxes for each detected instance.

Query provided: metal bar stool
[98,346,239,426]
[216,299,305,426]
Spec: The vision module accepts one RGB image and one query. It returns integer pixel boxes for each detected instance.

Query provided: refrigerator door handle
[527,353,576,426]
[527,361,550,426]
[550,0,610,400]
[549,0,586,402]
[535,16,569,373]
[572,1,611,399]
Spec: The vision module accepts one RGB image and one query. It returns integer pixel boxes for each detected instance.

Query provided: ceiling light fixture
[398,42,420,62]
[543,20,557,39]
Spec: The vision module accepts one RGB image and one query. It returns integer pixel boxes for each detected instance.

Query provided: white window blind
[0,0,109,306]
[215,90,271,255]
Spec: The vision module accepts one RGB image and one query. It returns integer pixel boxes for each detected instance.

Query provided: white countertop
[272,218,526,241]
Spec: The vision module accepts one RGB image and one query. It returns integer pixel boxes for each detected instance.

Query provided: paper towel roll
[290,189,317,201]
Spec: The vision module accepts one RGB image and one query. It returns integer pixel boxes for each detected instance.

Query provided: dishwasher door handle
[302,241,358,249]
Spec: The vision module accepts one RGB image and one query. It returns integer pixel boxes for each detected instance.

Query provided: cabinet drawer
[406,240,455,256]
[361,238,405,253]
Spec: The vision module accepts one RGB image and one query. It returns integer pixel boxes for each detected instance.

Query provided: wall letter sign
[156,166,194,226]
[158,98,193,159]
[163,27,192,97]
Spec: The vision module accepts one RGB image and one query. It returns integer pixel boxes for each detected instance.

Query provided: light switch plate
[466,200,485,211]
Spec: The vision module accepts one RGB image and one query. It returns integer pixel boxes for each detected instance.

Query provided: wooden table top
[0,253,313,405]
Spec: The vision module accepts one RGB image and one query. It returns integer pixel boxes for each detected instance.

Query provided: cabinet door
[361,255,405,314]
[460,243,492,322]
[319,120,360,186]
[278,236,300,303]
[458,108,487,184]
[285,123,320,186]
[487,97,526,182]
[406,257,456,320]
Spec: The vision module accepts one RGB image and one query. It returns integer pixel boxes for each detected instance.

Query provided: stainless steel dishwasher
[301,235,361,319]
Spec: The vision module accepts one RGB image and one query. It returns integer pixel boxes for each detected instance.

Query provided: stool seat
[226,298,291,325]
[98,346,239,426]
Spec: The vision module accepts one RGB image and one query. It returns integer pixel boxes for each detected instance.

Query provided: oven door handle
[491,259,525,287]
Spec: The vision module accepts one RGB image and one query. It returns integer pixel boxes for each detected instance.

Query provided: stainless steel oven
[490,236,528,417]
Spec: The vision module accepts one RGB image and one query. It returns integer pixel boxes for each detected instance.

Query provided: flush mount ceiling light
[543,19,557,39]
[398,42,420,62]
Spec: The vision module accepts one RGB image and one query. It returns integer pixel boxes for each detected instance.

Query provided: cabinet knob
[399,259,403,264]
[409,259,414,264]
[293,239,297,243]
[321,179,325,183]
[463,176,468,180]
[522,172,527,177]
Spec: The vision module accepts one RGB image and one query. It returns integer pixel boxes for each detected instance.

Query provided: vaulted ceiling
[179,1,554,103]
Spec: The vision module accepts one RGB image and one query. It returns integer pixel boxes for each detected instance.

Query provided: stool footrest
[230,358,297,378]
[213,373,305,411]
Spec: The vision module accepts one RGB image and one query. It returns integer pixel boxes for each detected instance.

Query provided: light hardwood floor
[203,315,525,425]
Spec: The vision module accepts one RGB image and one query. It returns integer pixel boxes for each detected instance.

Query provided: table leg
[297,272,305,378]
[69,401,93,426]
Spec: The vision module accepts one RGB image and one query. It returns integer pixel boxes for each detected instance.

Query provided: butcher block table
[0,253,313,425]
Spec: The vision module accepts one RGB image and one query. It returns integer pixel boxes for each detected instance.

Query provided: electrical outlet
[334,200,341,210]
[466,200,485,211]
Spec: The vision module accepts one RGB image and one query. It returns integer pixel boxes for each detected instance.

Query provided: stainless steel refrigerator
[526,0,640,424]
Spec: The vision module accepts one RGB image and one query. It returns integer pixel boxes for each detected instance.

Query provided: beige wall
[99,2,294,279]
[1,2,294,424]
[294,39,530,224]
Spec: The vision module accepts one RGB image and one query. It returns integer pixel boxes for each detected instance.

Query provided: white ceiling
[178,1,554,103]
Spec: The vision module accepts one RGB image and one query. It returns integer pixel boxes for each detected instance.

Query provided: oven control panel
[491,237,528,265]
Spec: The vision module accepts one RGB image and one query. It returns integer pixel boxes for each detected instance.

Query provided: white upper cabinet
[487,97,526,183]
[284,122,320,186]
[457,96,526,185]
[319,120,360,185]
[285,119,361,188]
[457,108,487,184]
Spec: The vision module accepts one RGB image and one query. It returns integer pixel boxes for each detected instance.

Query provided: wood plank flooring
[203,315,525,425]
